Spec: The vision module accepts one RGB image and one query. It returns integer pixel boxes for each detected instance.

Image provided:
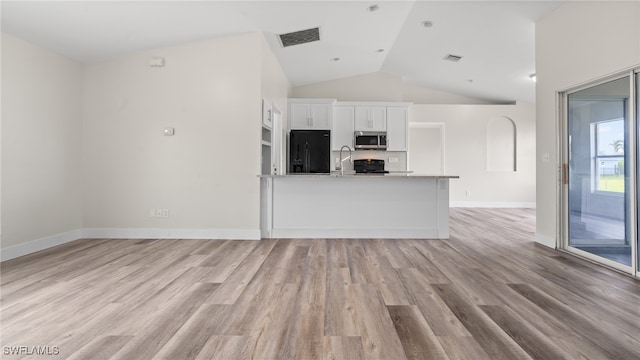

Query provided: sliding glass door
[567,76,632,269]
[637,71,640,274]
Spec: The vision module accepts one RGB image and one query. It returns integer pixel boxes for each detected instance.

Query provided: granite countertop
[258,173,459,179]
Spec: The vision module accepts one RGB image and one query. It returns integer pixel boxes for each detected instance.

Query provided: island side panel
[436,178,450,238]
[270,176,449,239]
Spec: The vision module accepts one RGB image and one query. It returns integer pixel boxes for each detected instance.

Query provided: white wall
[411,103,536,206]
[402,82,493,105]
[260,34,292,175]
[292,70,535,206]
[292,72,403,102]
[292,71,491,104]
[1,31,291,259]
[1,33,83,251]
[536,1,640,247]
[260,33,290,117]
[82,32,266,237]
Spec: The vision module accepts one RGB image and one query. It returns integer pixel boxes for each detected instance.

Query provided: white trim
[82,228,261,240]
[559,64,640,95]
[335,101,413,107]
[271,228,443,239]
[450,201,536,208]
[288,98,337,104]
[565,246,633,274]
[0,229,82,261]
[535,233,556,248]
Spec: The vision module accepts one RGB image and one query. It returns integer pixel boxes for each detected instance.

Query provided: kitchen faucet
[338,145,353,176]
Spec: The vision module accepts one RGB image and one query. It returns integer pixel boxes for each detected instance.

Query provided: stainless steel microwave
[354,131,387,150]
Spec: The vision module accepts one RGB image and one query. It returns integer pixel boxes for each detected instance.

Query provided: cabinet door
[354,107,371,131]
[290,103,310,129]
[369,106,387,131]
[332,106,355,151]
[310,104,331,129]
[355,107,386,131]
[386,107,408,151]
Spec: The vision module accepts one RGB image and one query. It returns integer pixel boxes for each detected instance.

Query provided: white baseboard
[271,228,445,239]
[535,233,556,248]
[1,229,83,262]
[81,228,261,240]
[1,228,262,262]
[450,201,536,209]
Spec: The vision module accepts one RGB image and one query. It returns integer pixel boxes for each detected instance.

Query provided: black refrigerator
[289,130,331,173]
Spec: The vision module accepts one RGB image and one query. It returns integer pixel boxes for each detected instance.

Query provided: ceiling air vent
[443,54,463,62]
[279,27,320,48]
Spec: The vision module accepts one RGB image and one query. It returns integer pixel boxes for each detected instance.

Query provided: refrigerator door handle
[305,141,310,172]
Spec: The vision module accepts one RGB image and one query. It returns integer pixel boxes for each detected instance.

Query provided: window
[592,118,624,193]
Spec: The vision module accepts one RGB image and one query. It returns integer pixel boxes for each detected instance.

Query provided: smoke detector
[279,27,320,48]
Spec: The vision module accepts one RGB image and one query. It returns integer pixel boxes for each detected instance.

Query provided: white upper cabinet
[355,106,386,131]
[288,99,410,153]
[332,106,355,151]
[386,106,408,151]
[289,103,310,129]
[309,104,331,129]
[288,99,334,130]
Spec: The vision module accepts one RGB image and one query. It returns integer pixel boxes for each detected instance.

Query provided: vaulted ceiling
[1,1,562,103]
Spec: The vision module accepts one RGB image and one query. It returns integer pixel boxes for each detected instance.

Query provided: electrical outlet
[161,209,169,218]
[388,157,398,163]
[465,190,471,197]
[150,208,156,217]
[156,209,163,217]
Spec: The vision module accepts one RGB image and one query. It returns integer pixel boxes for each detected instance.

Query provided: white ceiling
[1,1,562,103]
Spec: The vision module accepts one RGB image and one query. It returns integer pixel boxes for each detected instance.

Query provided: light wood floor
[2,208,640,359]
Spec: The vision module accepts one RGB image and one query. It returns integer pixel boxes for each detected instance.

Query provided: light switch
[163,127,175,136]
[542,153,550,163]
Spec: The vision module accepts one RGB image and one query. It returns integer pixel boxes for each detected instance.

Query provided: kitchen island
[259,174,459,239]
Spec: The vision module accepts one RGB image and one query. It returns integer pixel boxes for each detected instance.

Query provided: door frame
[407,122,446,175]
[558,68,639,278]
[272,105,282,175]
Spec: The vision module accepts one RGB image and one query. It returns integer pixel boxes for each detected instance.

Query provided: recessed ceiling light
[375,49,385,53]
[330,57,340,62]
[367,4,380,12]
[529,73,537,82]
[422,21,434,28]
